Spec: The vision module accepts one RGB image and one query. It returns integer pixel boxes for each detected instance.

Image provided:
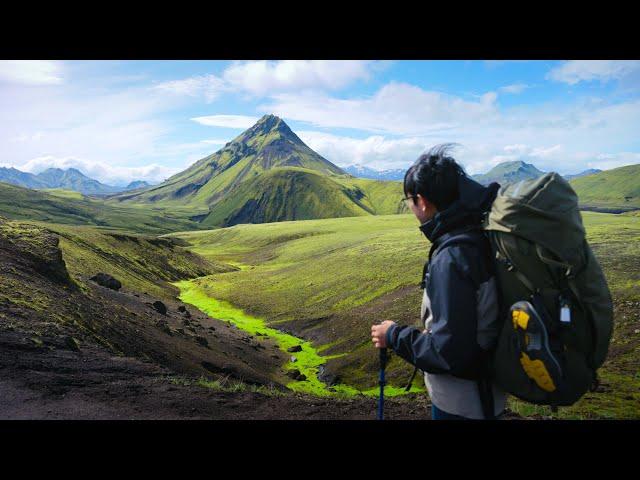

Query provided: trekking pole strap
[405,365,419,391]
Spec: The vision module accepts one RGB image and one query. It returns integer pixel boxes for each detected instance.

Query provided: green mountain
[0,167,49,189]
[34,168,121,195]
[112,114,405,227]
[472,160,545,186]
[0,181,200,234]
[570,164,640,210]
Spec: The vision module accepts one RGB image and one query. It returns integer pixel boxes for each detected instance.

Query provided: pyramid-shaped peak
[253,114,291,133]
[235,113,301,147]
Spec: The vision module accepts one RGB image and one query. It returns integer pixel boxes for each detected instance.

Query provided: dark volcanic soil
[0,326,432,420]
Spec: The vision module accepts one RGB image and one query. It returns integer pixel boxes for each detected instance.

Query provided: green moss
[176,277,423,398]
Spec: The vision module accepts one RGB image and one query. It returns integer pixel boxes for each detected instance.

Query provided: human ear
[416,194,429,213]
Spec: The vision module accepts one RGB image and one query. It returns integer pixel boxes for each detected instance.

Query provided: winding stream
[174,272,423,398]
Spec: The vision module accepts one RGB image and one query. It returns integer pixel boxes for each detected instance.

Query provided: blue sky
[1,60,639,185]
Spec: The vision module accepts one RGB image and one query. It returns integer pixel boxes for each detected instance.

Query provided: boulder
[290,356,297,363]
[287,345,302,353]
[90,273,122,291]
[318,366,339,386]
[152,301,167,315]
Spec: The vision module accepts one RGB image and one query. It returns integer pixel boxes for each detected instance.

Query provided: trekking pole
[378,347,388,420]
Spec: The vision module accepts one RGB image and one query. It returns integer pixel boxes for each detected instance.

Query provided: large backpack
[483,172,614,407]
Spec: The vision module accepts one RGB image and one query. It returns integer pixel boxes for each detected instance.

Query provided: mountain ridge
[0,166,150,195]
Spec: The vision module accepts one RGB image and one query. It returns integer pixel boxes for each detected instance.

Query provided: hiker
[371,144,506,420]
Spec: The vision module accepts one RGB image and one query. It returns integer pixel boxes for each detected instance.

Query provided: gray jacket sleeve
[384,247,484,379]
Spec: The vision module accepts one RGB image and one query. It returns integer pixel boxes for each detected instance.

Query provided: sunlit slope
[169,211,640,417]
[0,181,201,234]
[570,164,640,209]
[198,167,406,227]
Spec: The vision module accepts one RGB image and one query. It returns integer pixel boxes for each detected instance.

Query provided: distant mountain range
[344,160,603,185]
[564,168,603,180]
[111,114,405,227]
[470,161,604,186]
[0,167,151,195]
[343,164,406,181]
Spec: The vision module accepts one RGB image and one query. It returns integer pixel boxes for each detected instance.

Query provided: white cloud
[262,82,499,136]
[0,78,212,185]
[297,131,431,170]
[222,60,377,96]
[154,61,383,102]
[547,60,640,85]
[191,115,259,128]
[153,74,226,102]
[7,156,181,186]
[256,80,640,175]
[0,60,64,85]
[499,83,530,94]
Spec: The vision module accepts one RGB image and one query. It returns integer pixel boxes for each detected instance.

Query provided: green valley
[168,211,640,418]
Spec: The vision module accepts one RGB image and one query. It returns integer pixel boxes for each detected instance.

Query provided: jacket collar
[418,175,499,244]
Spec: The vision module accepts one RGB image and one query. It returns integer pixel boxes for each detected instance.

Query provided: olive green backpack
[483,172,613,407]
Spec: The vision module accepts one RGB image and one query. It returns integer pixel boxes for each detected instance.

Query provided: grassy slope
[570,164,640,209]
[37,223,231,300]
[0,216,285,387]
[199,167,407,227]
[41,188,85,200]
[170,211,640,418]
[0,181,201,234]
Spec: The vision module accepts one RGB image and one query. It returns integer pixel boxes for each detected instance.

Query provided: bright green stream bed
[174,277,423,398]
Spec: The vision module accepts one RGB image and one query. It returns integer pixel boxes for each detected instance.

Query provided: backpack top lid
[484,172,586,266]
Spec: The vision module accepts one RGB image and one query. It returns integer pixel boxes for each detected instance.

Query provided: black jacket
[385,175,500,380]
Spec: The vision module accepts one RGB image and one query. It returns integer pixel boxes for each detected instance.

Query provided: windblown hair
[403,144,467,211]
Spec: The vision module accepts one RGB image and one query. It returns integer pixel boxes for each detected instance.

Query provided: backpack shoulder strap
[428,226,484,262]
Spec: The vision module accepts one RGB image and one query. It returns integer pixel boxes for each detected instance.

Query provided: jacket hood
[419,175,499,243]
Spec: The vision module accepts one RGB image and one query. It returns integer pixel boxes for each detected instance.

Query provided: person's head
[403,144,467,224]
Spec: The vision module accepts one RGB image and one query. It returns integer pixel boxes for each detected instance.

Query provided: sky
[1,60,639,185]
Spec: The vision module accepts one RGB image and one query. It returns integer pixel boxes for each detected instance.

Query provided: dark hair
[403,143,467,211]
